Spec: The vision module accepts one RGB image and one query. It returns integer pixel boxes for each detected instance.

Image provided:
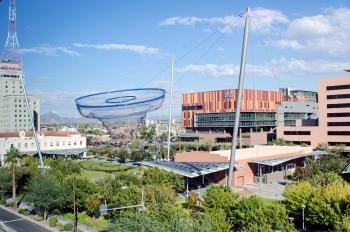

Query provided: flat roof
[210,145,313,161]
[142,161,234,178]
[249,150,327,166]
[23,148,86,156]
[250,155,305,166]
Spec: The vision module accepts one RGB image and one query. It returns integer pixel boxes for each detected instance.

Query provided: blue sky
[0,0,349,119]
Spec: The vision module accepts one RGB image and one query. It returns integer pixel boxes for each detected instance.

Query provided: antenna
[2,0,21,64]
[1,0,45,168]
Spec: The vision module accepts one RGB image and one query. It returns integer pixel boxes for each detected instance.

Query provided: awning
[23,148,87,156]
[142,161,234,178]
[342,163,350,174]
[249,150,328,167]
[249,155,305,166]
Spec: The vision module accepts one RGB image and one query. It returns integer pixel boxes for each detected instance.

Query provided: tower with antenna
[2,0,21,64]
[0,0,45,168]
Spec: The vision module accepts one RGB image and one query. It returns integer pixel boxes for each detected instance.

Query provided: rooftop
[0,131,82,138]
[142,161,232,178]
[210,145,313,161]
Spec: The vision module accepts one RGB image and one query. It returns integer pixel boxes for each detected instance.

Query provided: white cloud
[21,45,80,56]
[74,43,159,55]
[159,7,288,33]
[266,39,305,49]
[268,7,350,54]
[177,58,350,78]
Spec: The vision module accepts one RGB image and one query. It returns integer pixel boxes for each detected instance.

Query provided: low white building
[0,130,86,166]
[145,119,185,137]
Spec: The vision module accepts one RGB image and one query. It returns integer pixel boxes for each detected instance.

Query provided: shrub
[33,214,43,221]
[0,199,6,205]
[57,223,64,231]
[18,208,30,216]
[48,217,58,227]
[64,223,73,231]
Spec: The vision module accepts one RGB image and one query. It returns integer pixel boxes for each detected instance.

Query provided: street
[0,208,52,232]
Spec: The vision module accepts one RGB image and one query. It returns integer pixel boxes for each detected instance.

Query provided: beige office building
[277,76,350,150]
[0,61,40,132]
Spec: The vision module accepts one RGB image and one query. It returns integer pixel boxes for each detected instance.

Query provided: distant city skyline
[0,0,349,118]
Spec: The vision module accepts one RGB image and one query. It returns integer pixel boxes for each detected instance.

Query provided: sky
[0,0,349,119]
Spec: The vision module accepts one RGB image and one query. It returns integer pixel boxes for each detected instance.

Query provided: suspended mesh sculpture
[75,88,166,143]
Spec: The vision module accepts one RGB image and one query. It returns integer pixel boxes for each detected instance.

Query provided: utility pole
[227,8,251,187]
[167,56,175,161]
[73,175,78,232]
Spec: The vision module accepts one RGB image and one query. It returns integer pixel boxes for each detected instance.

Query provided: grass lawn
[63,212,109,231]
[79,160,130,172]
[79,160,140,180]
[80,169,110,179]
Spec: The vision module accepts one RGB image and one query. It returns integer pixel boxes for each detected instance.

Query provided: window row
[284,131,311,135]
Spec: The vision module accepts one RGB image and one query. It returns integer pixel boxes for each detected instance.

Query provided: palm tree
[5,148,21,209]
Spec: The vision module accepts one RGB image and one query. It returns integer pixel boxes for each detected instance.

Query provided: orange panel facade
[182,89,284,128]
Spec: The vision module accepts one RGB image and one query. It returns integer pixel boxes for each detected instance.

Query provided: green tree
[143,168,184,191]
[25,174,70,220]
[0,168,11,200]
[107,211,213,232]
[203,208,231,232]
[47,159,81,181]
[65,177,97,211]
[232,196,295,231]
[335,216,350,232]
[116,148,129,163]
[283,181,316,213]
[85,194,101,217]
[202,185,238,223]
[307,182,350,228]
[4,148,22,208]
[240,223,274,232]
[144,185,176,212]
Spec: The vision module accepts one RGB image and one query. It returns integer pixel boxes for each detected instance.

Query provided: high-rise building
[0,0,41,132]
[0,61,40,132]
[277,76,350,150]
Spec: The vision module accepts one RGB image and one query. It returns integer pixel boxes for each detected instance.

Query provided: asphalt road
[0,208,51,232]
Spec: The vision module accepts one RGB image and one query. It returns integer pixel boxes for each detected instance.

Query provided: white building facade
[0,61,40,132]
[0,131,86,166]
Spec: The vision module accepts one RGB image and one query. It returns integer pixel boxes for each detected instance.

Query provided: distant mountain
[41,111,98,125]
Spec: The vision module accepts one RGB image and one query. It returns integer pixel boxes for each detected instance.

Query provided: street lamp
[288,217,294,224]
[301,205,306,231]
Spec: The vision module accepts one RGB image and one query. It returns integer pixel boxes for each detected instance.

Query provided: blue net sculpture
[75,88,166,142]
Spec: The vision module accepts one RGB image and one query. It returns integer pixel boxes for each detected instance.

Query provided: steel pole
[167,56,175,161]
[227,8,250,187]
[302,205,305,231]
[20,75,44,168]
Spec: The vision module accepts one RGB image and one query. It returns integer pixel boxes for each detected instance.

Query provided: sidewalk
[55,215,98,232]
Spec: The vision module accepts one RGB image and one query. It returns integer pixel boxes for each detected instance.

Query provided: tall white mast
[167,56,175,161]
[227,8,251,187]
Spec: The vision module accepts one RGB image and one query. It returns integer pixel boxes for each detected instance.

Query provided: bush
[57,223,64,231]
[64,223,73,231]
[33,214,44,221]
[18,208,30,216]
[48,217,58,227]
[0,199,6,205]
